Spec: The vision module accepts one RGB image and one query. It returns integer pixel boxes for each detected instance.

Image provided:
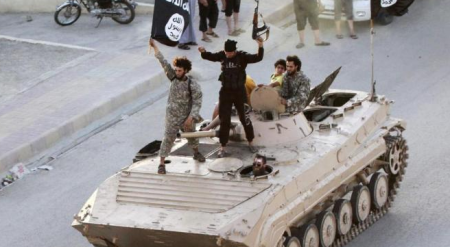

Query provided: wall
[0,0,62,13]
[0,0,153,14]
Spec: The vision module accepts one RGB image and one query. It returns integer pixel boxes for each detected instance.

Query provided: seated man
[259,59,286,93]
[280,55,310,113]
[202,75,256,131]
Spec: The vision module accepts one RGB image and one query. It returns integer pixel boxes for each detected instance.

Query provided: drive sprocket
[331,129,408,247]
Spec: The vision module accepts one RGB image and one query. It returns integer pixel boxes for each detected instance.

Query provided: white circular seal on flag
[381,0,398,7]
[165,13,185,42]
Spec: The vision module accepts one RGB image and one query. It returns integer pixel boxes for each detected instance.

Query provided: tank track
[331,134,408,247]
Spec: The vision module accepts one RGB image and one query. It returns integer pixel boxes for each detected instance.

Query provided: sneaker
[158,164,166,174]
[193,152,206,162]
[248,145,258,153]
[217,149,226,158]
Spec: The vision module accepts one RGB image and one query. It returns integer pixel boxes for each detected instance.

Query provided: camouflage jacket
[280,71,311,113]
[155,51,202,121]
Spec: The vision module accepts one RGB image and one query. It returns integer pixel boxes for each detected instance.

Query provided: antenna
[370,19,377,102]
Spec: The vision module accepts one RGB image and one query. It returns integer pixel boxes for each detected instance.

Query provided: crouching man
[150,39,205,175]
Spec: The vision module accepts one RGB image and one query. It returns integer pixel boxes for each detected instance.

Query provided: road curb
[0,35,97,51]
[0,68,168,174]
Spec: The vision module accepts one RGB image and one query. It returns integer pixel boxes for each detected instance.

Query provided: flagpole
[370,19,377,102]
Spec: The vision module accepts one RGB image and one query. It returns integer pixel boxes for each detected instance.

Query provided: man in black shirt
[198,38,264,157]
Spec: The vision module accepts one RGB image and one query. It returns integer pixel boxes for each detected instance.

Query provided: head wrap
[224,39,237,52]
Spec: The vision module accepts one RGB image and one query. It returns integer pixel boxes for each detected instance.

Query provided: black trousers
[225,0,241,16]
[199,0,219,32]
[218,88,254,146]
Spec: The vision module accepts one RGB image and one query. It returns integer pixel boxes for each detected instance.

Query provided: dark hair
[224,39,237,52]
[286,55,301,71]
[254,154,267,164]
[274,59,286,69]
[172,56,192,72]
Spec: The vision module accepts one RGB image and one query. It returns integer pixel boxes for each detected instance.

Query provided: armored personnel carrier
[72,68,408,247]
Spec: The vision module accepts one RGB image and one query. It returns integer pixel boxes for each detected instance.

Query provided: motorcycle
[54,0,136,27]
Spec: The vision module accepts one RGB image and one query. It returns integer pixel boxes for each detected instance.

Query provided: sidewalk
[0,0,296,174]
[0,36,169,174]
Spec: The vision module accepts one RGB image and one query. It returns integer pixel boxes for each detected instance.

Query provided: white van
[319,0,394,25]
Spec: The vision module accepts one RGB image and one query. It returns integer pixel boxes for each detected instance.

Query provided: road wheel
[315,211,336,247]
[298,224,319,247]
[54,4,81,26]
[369,172,389,209]
[333,199,352,236]
[112,0,135,24]
[351,185,371,223]
[284,236,302,247]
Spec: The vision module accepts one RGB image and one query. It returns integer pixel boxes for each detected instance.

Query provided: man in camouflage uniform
[280,55,311,113]
[150,39,205,174]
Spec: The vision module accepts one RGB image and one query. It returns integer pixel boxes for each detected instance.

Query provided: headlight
[356,11,367,17]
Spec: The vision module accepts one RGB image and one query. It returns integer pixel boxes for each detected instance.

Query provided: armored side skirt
[73,222,247,247]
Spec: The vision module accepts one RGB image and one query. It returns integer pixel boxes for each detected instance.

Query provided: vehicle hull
[73,222,247,247]
[73,88,408,247]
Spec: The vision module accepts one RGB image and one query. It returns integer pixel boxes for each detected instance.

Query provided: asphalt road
[0,0,449,247]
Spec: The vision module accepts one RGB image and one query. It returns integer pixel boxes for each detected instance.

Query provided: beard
[176,73,186,80]
[252,164,266,177]
[287,70,296,76]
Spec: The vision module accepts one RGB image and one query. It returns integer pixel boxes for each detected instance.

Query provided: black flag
[371,0,415,19]
[151,0,190,47]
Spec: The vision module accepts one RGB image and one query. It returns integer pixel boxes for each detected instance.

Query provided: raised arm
[244,37,264,64]
[150,39,176,80]
[198,46,224,62]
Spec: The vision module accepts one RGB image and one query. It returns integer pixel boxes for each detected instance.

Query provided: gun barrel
[177,130,218,139]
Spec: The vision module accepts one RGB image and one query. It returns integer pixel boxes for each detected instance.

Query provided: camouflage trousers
[159,114,198,158]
